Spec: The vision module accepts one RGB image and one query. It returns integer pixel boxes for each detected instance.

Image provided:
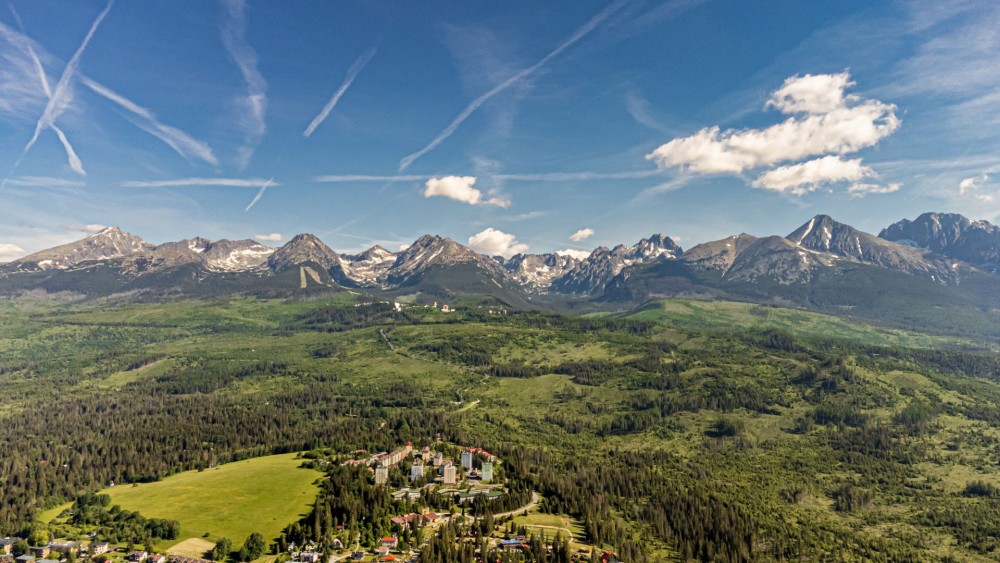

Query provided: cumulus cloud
[556,248,591,260]
[0,243,25,262]
[423,176,510,207]
[646,72,900,188]
[959,174,988,195]
[958,173,995,202]
[766,72,857,114]
[569,227,595,242]
[752,156,875,195]
[848,182,901,198]
[254,233,283,242]
[467,228,528,258]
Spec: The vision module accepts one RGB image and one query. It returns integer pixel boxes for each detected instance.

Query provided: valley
[2,292,1000,561]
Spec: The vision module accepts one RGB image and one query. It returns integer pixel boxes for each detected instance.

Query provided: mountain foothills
[3,211,1000,334]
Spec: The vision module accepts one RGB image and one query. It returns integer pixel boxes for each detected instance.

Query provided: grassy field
[624,298,982,349]
[42,453,321,553]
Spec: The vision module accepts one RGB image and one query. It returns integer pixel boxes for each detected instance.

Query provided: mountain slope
[551,234,682,294]
[880,212,1000,272]
[16,227,153,270]
[788,215,952,279]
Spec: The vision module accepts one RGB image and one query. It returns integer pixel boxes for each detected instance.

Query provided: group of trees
[64,493,179,549]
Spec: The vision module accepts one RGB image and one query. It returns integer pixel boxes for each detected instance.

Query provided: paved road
[493,491,540,519]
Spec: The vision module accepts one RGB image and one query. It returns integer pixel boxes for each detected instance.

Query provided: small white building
[481,462,494,483]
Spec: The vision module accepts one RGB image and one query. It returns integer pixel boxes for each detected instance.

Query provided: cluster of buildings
[0,543,172,563]
[388,512,441,527]
[1,539,130,563]
[356,442,499,488]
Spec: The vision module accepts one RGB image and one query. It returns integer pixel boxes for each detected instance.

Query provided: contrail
[221,0,267,168]
[122,177,276,188]
[8,5,51,98]
[397,0,627,172]
[244,177,274,211]
[304,47,377,137]
[20,0,114,175]
[79,75,218,165]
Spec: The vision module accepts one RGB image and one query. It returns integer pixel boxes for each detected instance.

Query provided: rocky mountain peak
[268,233,340,271]
[880,212,1000,272]
[18,226,153,270]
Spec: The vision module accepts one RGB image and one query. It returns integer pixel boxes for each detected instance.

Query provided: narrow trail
[379,328,395,351]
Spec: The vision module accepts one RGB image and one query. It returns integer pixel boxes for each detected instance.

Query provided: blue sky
[1,0,999,261]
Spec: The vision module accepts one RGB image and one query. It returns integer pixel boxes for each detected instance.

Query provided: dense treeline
[0,364,449,533]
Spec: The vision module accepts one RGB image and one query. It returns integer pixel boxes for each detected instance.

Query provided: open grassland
[625,298,983,349]
[105,453,320,551]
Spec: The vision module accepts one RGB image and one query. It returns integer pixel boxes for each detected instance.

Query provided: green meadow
[44,453,321,553]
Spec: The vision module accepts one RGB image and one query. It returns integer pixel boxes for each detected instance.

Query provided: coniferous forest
[4,296,1000,561]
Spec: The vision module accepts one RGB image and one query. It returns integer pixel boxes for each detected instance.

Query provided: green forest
[3,295,1000,561]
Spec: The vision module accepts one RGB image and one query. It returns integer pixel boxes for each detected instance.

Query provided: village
[2,442,612,563]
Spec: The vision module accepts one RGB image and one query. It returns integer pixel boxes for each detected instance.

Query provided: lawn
[103,453,321,552]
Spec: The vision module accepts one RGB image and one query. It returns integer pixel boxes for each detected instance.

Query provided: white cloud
[766,72,856,114]
[122,177,277,188]
[313,170,659,183]
[61,223,108,233]
[0,243,25,262]
[646,72,899,175]
[467,228,528,258]
[752,156,875,195]
[555,248,591,260]
[569,227,595,242]
[958,173,996,202]
[254,233,283,242]
[847,182,901,198]
[959,174,988,195]
[423,176,509,207]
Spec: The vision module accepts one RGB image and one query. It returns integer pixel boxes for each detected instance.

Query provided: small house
[126,551,148,563]
[47,543,78,556]
[90,543,110,556]
[380,536,398,549]
[15,555,35,563]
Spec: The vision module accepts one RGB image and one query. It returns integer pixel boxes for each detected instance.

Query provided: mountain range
[3,212,1000,334]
